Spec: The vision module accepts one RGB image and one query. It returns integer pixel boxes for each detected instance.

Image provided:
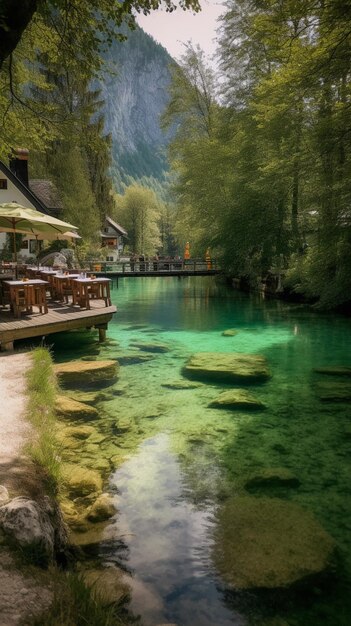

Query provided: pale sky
[136,1,225,63]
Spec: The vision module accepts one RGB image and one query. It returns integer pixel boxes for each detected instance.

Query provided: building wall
[0,173,39,253]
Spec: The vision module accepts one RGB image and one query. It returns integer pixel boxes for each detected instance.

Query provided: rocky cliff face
[97,27,175,187]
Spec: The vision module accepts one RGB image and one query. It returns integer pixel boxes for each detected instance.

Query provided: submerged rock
[213,496,335,589]
[54,360,119,387]
[209,389,266,410]
[161,380,203,390]
[114,352,155,365]
[244,468,301,491]
[72,390,114,404]
[129,341,171,353]
[55,396,99,420]
[314,380,351,402]
[62,465,103,497]
[183,353,270,383]
[222,329,239,337]
[314,366,351,377]
[86,494,117,523]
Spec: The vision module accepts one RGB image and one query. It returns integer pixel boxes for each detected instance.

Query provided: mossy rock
[62,464,103,497]
[60,425,96,440]
[244,468,301,491]
[314,380,351,402]
[54,360,119,387]
[86,494,117,523]
[222,329,239,337]
[60,500,89,532]
[114,418,133,433]
[129,342,171,353]
[183,353,270,383]
[313,366,351,377]
[213,496,335,589]
[161,380,203,390]
[55,395,99,420]
[83,567,130,605]
[72,390,114,404]
[209,389,266,410]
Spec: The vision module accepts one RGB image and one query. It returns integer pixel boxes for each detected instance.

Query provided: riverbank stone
[0,497,56,564]
[244,468,301,491]
[209,389,266,410]
[213,496,335,589]
[183,353,270,383]
[54,360,119,387]
[83,567,130,605]
[222,329,239,337]
[62,465,103,497]
[55,396,99,421]
[114,352,155,365]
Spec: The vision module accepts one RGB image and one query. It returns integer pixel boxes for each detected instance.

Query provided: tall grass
[26,347,61,497]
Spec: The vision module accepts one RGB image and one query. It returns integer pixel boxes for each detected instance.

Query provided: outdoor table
[52,273,80,302]
[72,277,111,309]
[4,279,49,318]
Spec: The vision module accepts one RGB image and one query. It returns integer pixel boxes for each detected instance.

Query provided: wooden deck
[0,300,116,350]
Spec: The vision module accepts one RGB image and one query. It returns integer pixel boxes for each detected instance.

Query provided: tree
[0,0,201,71]
[114,184,161,255]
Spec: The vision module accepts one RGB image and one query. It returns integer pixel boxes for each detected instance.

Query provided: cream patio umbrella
[0,202,78,264]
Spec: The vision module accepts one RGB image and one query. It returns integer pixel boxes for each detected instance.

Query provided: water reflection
[109,434,244,626]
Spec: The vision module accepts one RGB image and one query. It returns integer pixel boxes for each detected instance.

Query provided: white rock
[0,497,55,562]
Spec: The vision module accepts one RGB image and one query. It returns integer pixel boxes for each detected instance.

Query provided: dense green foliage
[114,184,163,255]
[165,2,351,308]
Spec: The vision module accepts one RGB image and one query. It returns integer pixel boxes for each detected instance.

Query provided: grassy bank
[24,347,134,626]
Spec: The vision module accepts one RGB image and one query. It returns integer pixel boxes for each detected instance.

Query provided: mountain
[97,26,175,191]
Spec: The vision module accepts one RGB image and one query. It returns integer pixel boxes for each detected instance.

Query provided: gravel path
[0,351,52,625]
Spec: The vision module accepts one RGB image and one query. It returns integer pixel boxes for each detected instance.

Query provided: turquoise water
[49,277,351,626]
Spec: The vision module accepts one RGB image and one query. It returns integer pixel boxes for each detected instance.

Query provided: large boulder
[62,465,103,497]
[183,353,270,383]
[0,497,55,564]
[54,360,118,387]
[55,396,99,420]
[209,389,266,410]
[213,496,335,589]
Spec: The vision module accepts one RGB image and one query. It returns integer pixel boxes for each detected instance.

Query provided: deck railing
[89,258,220,274]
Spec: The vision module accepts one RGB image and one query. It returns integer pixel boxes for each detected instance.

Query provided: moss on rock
[83,567,130,605]
[54,360,118,387]
[213,496,335,589]
[183,353,270,383]
[62,465,103,498]
[86,494,117,523]
[209,389,266,410]
[55,396,99,421]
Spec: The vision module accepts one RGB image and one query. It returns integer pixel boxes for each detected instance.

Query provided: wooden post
[98,328,106,342]
[1,341,14,351]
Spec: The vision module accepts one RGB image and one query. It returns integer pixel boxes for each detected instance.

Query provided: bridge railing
[89,258,219,273]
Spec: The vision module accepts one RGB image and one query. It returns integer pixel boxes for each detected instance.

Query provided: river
[49,276,351,626]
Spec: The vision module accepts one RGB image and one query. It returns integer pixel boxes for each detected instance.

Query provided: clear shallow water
[48,277,351,625]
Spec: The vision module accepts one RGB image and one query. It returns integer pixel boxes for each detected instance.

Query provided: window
[0,179,8,189]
